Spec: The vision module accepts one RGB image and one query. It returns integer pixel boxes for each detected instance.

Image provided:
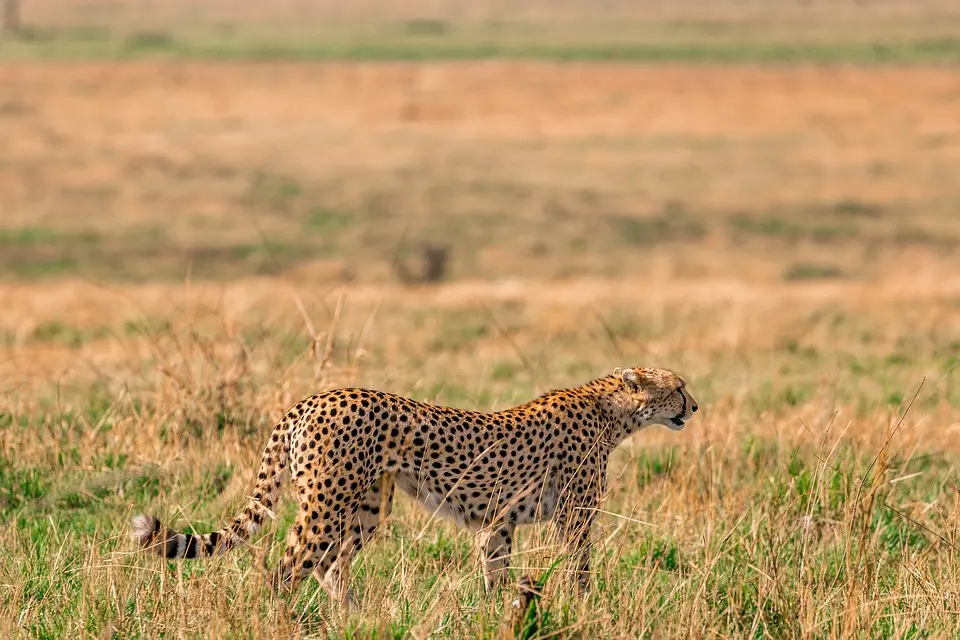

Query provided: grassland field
[2,2,960,638]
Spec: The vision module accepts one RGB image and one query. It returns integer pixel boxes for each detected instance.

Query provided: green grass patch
[303,208,354,234]
[3,30,960,63]
[728,212,860,244]
[782,262,846,282]
[122,30,177,52]
[30,321,111,348]
[7,256,80,278]
[609,206,706,247]
[0,227,99,247]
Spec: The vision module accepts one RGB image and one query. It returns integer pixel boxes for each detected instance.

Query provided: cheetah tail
[130,408,293,560]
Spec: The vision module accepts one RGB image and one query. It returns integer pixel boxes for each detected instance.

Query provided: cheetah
[132,366,698,606]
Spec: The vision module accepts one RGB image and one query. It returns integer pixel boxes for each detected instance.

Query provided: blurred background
[2,0,959,287]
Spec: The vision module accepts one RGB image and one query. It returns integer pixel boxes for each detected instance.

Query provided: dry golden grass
[2,22,960,635]
[6,0,960,68]
[1,273,960,637]
[15,0,960,28]
[2,62,959,284]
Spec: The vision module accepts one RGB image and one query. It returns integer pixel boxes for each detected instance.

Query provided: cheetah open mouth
[669,391,688,429]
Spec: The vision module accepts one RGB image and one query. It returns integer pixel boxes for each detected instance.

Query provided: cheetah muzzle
[131,366,699,607]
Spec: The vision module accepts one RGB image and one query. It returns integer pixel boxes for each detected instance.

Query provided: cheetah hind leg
[270,468,354,603]
[313,474,396,610]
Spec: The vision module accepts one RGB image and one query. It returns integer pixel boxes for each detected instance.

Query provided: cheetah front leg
[553,508,596,593]
[552,483,601,594]
[478,524,515,592]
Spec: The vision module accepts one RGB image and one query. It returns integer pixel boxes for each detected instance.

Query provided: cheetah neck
[510,376,637,450]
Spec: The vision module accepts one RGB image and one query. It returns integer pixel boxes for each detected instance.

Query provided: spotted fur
[132,366,698,604]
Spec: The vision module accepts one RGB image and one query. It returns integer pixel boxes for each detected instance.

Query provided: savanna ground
[2,1,960,638]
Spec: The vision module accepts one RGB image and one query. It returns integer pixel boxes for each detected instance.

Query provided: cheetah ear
[616,367,641,390]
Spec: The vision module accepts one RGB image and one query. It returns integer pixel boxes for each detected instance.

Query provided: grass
[3,16,960,634]
[2,280,960,637]
[4,21,960,64]
[782,262,846,282]
[0,227,98,247]
[0,199,956,282]
[3,61,960,284]
[3,37,959,64]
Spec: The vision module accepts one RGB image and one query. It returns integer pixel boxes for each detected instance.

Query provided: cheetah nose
[691,403,699,413]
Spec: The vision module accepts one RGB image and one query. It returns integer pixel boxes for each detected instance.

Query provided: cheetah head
[607,367,698,433]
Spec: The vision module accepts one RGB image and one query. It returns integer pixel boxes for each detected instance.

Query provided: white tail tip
[131,514,159,546]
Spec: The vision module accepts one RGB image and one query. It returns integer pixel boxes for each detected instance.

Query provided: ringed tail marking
[130,403,298,560]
